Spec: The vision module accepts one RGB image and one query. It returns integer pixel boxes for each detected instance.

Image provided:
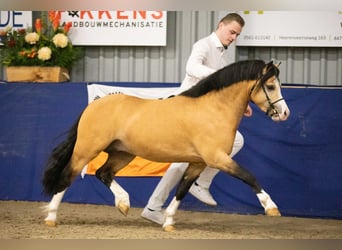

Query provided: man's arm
[185,42,216,80]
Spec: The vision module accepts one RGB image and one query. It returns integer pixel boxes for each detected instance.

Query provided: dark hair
[179,60,279,98]
[218,13,245,28]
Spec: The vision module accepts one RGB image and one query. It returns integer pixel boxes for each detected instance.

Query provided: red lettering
[133,11,146,19]
[80,11,94,19]
[151,11,163,20]
[76,11,164,20]
[117,11,128,19]
[98,11,112,19]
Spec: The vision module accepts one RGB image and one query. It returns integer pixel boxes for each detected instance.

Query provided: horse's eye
[266,85,275,91]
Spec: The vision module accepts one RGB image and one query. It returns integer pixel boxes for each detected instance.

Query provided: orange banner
[86,152,170,176]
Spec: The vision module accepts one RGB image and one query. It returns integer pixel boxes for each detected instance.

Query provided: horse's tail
[42,115,80,196]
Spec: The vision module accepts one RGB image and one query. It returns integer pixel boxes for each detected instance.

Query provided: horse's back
[79,94,195,159]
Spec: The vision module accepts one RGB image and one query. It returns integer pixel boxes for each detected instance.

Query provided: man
[141,12,251,224]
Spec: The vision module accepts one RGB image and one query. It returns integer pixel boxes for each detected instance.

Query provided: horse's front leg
[207,151,281,216]
[163,162,206,232]
[256,189,281,216]
[42,189,66,227]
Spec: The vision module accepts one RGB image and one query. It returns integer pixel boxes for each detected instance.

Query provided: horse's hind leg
[42,189,66,227]
[95,150,135,216]
[42,150,134,226]
[163,162,206,232]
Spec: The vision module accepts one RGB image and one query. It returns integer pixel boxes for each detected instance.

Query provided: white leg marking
[163,197,180,230]
[109,180,130,208]
[256,189,278,211]
[43,190,66,224]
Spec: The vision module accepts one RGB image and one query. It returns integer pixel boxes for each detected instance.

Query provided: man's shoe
[189,182,217,206]
[141,207,164,225]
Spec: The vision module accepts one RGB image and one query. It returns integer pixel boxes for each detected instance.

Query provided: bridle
[250,62,284,118]
[261,82,284,117]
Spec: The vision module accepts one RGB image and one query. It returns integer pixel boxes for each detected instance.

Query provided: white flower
[25,32,40,44]
[52,33,68,48]
[38,47,52,61]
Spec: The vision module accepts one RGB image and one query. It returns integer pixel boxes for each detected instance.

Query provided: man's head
[216,13,245,47]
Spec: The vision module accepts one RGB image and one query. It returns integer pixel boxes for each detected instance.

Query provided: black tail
[42,116,80,196]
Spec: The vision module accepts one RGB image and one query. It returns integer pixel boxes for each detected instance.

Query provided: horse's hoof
[163,225,176,232]
[45,220,57,227]
[266,208,281,216]
[117,201,129,216]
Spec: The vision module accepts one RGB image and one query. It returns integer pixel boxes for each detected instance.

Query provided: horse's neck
[207,82,250,120]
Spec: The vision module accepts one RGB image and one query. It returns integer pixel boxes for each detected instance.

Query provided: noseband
[261,84,284,117]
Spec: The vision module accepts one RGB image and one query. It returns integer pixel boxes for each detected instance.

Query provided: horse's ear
[275,61,282,68]
[266,60,273,69]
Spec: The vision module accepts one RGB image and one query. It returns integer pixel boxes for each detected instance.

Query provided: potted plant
[0,11,82,82]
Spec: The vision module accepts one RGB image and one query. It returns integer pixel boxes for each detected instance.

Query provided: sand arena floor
[0,200,341,239]
[0,201,342,239]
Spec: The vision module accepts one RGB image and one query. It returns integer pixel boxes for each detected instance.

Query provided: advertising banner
[235,11,342,47]
[59,11,167,46]
[0,11,32,29]
[87,83,178,102]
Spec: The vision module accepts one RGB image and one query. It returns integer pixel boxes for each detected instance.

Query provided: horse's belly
[117,138,201,163]
[138,152,203,163]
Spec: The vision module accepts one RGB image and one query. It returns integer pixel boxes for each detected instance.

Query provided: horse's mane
[180,60,279,98]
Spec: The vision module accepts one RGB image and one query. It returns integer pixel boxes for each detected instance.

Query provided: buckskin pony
[42,60,290,231]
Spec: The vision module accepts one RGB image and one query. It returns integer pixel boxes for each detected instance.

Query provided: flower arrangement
[0,11,82,69]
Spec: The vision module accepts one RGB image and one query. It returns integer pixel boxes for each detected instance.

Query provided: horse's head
[249,61,290,122]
